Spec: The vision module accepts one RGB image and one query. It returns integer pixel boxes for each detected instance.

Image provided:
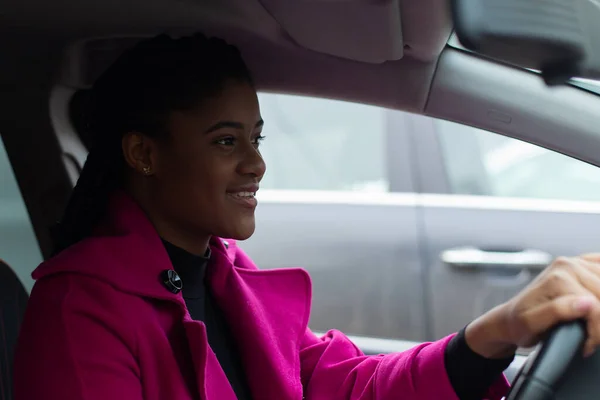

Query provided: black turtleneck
[162,240,253,400]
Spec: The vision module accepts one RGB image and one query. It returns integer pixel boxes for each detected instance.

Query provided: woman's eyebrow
[204,119,264,133]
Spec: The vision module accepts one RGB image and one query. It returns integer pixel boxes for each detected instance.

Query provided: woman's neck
[156,229,211,256]
[125,186,211,256]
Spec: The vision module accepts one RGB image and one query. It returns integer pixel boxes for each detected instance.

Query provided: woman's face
[125,80,266,249]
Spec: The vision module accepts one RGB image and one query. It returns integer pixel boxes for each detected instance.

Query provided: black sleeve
[444,327,515,400]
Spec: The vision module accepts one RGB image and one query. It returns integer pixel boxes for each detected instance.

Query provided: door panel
[420,197,600,339]
[240,193,427,341]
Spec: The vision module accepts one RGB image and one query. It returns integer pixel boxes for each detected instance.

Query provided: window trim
[408,113,452,195]
[385,109,415,193]
[255,190,600,215]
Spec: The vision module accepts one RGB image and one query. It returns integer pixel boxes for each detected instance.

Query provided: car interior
[2,0,600,398]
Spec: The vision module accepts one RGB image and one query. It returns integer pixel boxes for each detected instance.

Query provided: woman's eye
[253,135,266,147]
[215,137,235,146]
[214,135,265,147]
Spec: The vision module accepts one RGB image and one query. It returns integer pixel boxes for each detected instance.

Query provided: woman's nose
[238,145,266,179]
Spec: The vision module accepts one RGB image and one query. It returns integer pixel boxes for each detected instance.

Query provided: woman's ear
[122,132,156,176]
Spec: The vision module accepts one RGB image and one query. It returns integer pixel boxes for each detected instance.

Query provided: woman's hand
[465,254,600,359]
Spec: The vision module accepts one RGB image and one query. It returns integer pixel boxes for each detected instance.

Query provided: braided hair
[53,33,254,254]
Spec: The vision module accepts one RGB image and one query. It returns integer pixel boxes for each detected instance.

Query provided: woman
[13,33,600,400]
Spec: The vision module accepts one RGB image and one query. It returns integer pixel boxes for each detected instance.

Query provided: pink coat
[14,192,509,400]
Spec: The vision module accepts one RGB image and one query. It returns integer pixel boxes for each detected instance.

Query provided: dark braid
[53,33,253,254]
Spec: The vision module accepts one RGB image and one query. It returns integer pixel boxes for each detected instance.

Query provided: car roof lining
[7,0,453,115]
[60,32,440,113]
[3,0,453,63]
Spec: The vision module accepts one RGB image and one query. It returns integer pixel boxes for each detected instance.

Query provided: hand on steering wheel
[465,254,600,359]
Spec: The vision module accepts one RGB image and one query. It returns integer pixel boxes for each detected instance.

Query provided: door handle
[441,247,553,270]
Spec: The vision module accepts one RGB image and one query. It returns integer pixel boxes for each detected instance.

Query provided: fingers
[565,258,600,299]
[519,294,597,337]
[579,302,600,357]
[538,256,600,299]
[543,256,600,356]
[503,255,600,352]
[536,263,589,299]
[576,258,600,356]
[579,253,600,263]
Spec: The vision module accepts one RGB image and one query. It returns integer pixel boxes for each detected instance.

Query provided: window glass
[436,119,600,201]
[257,93,389,192]
[0,137,41,291]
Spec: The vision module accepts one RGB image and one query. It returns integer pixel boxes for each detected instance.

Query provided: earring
[142,166,152,175]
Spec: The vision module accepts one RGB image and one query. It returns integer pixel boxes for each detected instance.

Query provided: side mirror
[450,0,600,85]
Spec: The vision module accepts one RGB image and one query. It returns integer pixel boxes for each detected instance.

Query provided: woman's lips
[226,191,258,209]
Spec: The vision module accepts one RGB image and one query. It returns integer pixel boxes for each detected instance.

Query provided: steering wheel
[506,320,600,400]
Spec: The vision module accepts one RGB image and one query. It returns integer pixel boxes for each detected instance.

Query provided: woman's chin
[220,220,256,241]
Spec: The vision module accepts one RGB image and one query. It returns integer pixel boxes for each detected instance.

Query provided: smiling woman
[54,34,265,255]
[14,32,600,400]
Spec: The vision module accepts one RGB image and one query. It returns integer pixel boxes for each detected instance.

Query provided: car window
[435,119,600,202]
[257,92,389,192]
[0,137,41,291]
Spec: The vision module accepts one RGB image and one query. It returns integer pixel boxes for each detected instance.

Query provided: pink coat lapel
[207,238,312,399]
[183,319,238,399]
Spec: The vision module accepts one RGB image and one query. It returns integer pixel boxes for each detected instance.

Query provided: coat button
[161,270,183,294]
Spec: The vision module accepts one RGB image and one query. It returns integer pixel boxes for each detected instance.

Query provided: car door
[411,112,600,341]
[239,93,429,341]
